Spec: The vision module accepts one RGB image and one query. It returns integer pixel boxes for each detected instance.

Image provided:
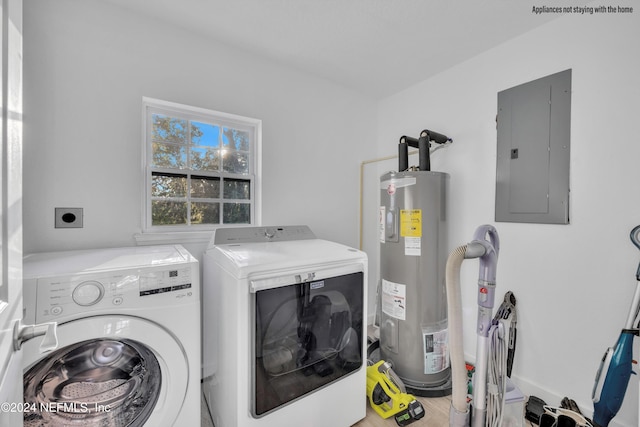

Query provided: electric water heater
[378,130,452,396]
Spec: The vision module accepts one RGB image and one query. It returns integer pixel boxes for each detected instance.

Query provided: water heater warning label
[423,329,449,374]
[400,209,422,237]
[381,279,406,321]
[401,209,422,256]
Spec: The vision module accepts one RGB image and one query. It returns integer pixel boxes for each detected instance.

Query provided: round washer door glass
[24,338,161,427]
[21,315,190,427]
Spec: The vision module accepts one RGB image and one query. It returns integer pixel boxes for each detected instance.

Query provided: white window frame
[140,97,262,238]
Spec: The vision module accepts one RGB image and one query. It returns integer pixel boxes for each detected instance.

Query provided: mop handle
[627,225,640,329]
[631,225,640,281]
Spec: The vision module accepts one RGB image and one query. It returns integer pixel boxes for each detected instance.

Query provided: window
[143,98,261,231]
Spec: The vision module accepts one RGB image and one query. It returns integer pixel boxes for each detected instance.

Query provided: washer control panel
[34,265,194,322]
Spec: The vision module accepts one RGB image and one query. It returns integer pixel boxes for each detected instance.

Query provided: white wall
[23,0,376,260]
[363,6,640,427]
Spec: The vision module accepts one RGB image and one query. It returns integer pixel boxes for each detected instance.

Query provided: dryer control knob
[72,280,105,306]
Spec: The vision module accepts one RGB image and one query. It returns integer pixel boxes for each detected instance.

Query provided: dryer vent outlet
[55,207,83,228]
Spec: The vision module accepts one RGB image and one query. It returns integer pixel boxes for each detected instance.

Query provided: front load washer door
[21,316,189,427]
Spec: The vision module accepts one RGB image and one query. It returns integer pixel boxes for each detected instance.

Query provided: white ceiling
[100,0,577,98]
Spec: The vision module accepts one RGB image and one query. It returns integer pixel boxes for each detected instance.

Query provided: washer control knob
[51,306,63,316]
[72,280,104,306]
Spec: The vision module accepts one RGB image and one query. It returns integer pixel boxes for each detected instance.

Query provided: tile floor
[200,385,536,426]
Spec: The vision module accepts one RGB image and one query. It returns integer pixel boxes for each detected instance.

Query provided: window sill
[133,230,214,246]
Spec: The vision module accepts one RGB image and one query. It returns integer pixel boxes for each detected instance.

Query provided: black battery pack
[394,400,425,426]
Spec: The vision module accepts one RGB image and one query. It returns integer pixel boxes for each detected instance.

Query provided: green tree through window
[143,98,260,230]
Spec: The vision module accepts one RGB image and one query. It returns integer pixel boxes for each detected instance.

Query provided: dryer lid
[208,238,366,279]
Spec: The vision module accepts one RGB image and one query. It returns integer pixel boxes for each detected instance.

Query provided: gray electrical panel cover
[495,69,571,224]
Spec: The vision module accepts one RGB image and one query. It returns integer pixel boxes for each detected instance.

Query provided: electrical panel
[495,69,571,224]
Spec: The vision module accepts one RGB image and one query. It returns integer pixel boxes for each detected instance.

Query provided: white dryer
[202,226,368,427]
[21,245,200,427]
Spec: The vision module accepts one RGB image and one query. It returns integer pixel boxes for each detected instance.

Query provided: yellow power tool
[366,360,425,426]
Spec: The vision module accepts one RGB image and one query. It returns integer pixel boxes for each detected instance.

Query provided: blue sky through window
[192,121,220,147]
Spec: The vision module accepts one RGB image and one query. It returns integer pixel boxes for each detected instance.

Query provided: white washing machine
[202,226,368,427]
[21,245,200,427]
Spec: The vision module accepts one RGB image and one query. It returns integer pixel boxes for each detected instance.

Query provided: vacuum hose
[447,225,500,427]
[447,245,470,427]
